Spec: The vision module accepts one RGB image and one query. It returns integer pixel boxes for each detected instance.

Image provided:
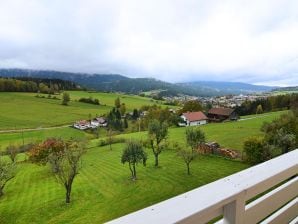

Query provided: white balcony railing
[108,149,298,224]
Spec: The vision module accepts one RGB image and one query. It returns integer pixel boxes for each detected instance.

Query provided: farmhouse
[91,117,108,127]
[180,111,208,126]
[74,120,90,130]
[207,107,238,122]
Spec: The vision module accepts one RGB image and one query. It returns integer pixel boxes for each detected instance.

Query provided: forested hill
[0,76,80,93]
[0,68,275,96]
[272,86,298,92]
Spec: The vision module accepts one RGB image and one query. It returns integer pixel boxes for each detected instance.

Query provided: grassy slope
[0,92,167,130]
[0,144,248,224]
[0,111,285,151]
[100,110,285,151]
[0,111,285,223]
[67,91,164,110]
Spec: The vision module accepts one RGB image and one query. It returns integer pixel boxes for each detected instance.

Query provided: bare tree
[48,140,86,203]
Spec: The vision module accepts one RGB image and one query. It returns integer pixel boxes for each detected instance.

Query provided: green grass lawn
[0,92,169,130]
[0,143,248,224]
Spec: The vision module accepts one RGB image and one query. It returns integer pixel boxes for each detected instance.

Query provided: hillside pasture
[0,92,166,130]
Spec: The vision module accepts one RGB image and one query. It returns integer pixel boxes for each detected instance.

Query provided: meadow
[92,110,285,151]
[0,91,166,130]
[0,110,285,151]
[0,143,249,224]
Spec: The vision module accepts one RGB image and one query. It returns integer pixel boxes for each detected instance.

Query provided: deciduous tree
[148,119,168,167]
[180,100,203,113]
[121,140,147,180]
[48,140,86,203]
[62,92,70,105]
[185,127,205,152]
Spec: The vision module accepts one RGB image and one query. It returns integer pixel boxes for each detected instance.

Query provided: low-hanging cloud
[0,0,297,86]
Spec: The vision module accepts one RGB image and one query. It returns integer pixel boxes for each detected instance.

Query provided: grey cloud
[0,0,297,86]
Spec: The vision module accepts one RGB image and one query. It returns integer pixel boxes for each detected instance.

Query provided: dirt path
[0,124,72,133]
[238,114,270,121]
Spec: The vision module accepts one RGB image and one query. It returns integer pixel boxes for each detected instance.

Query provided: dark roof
[182,111,208,122]
[208,108,235,116]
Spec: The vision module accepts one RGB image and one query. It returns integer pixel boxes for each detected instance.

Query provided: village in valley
[73,103,238,130]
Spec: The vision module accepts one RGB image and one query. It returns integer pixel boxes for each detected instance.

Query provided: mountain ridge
[0,68,277,96]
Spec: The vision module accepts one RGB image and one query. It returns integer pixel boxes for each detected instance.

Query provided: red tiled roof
[182,111,208,122]
[208,108,234,116]
[77,120,89,125]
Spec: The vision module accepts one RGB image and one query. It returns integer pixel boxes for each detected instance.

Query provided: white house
[74,120,91,130]
[180,111,208,126]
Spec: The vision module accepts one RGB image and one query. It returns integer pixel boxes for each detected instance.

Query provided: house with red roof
[180,111,208,126]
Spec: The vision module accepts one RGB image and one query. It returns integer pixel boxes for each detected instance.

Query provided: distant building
[91,117,108,127]
[74,120,90,130]
[74,117,107,130]
[180,111,208,126]
[207,107,238,122]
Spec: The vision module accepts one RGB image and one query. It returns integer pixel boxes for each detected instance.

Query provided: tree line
[0,77,80,93]
[235,93,298,115]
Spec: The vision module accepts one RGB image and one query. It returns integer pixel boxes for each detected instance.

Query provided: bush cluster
[78,97,100,105]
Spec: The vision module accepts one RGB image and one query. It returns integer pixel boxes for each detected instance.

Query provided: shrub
[79,97,100,105]
[243,137,271,164]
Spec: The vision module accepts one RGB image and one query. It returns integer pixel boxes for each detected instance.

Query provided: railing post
[223,192,245,224]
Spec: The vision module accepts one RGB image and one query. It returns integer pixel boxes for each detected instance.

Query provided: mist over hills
[0,68,277,96]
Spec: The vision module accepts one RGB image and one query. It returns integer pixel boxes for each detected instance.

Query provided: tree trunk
[154,154,159,167]
[133,163,136,180]
[65,182,72,203]
[187,163,190,175]
[129,162,134,179]
[0,186,3,197]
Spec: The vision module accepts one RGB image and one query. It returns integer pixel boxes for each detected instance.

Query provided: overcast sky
[0,0,297,86]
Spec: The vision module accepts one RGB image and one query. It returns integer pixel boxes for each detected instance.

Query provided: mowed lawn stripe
[0,143,248,223]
